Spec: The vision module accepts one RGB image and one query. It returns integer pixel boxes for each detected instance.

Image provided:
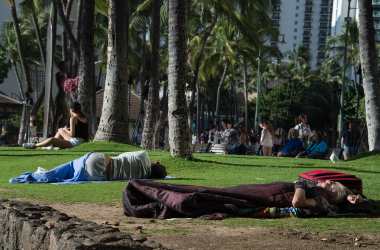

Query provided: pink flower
[63,76,79,93]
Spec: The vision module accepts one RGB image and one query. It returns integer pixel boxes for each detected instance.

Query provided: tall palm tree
[20,0,48,120]
[95,0,130,142]
[167,0,191,158]
[358,0,380,151]
[141,0,161,149]
[7,0,34,145]
[78,0,96,136]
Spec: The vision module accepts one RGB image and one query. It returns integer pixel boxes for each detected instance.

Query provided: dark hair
[150,162,167,179]
[260,120,273,135]
[70,101,82,113]
[297,114,308,124]
[222,119,230,125]
[58,61,65,72]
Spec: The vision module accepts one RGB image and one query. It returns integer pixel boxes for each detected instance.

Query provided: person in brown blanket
[123,179,367,219]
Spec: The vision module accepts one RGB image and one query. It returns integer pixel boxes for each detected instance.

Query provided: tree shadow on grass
[192,158,380,175]
[347,151,380,161]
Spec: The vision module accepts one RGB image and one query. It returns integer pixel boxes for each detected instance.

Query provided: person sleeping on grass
[123,178,370,219]
[265,179,365,218]
[9,151,167,183]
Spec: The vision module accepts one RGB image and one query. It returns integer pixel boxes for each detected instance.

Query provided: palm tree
[167,0,191,158]
[141,0,161,149]
[153,81,168,149]
[20,0,49,122]
[358,0,380,151]
[77,0,96,136]
[94,0,130,142]
[6,0,34,145]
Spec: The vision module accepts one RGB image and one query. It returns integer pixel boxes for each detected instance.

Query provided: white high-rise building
[271,0,333,69]
[332,0,380,41]
[331,0,380,83]
[331,0,359,37]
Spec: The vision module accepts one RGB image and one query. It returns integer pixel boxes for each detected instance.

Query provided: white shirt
[260,128,273,147]
[294,123,311,139]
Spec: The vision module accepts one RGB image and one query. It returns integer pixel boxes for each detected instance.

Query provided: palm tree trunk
[95,0,129,142]
[215,63,228,120]
[141,0,161,149]
[29,2,46,119]
[12,62,25,100]
[188,17,217,134]
[8,0,33,144]
[30,4,46,66]
[43,2,58,138]
[153,81,168,149]
[168,0,191,158]
[78,0,96,137]
[243,59,248,132]
[13,62,28,145]
[358,0,380,151]
[72,0,83,75]
[53,0,79,58]
[9,0,33,100]
[138,30,147,119]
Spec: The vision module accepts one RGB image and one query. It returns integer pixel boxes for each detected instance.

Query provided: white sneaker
[22,142,36,149]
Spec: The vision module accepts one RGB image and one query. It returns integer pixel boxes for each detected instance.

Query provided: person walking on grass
[260,120,273,156]
[23,101,88,149]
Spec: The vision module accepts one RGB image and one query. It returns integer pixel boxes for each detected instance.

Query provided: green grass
[1,142,380,233]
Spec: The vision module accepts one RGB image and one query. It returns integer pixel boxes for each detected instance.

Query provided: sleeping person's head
[317,180,363,205]
[150,162,167,179]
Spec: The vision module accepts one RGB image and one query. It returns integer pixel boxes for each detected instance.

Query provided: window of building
[295,21,298,25]
[294,28,298,32]
[295,13,298,17]
[296,6,299,10]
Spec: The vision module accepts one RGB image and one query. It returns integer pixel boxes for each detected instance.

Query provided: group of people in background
[195,114,360,161]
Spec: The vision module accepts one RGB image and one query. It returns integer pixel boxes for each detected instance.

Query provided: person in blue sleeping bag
[9,151,167,183]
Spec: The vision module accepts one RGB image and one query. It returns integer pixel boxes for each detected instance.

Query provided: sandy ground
[48,202,380,250]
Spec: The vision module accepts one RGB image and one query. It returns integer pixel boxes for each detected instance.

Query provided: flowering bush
[63,76,79,93]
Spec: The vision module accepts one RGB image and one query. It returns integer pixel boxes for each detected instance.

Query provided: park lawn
[0,141,379,233]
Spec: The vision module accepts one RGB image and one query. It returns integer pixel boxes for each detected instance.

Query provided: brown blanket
[122,180,296,219]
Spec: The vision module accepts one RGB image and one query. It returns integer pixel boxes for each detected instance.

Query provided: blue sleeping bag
[9,153,93,184]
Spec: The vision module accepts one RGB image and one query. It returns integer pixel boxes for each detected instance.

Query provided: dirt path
[47,202,380,250]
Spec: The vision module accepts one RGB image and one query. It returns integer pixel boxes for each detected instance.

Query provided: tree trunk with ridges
[358,0,380,151]
[141,0,161,149]
[167,0,191,158]
[95,0,129,143]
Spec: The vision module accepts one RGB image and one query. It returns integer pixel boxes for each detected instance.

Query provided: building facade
[331,0,359,38]
[372,0,380,41]
[271,0,334,69]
